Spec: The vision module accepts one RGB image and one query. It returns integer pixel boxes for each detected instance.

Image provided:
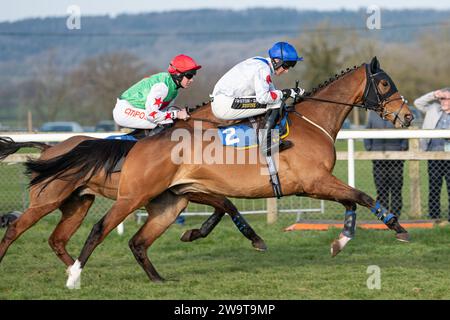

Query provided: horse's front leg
[181,193,267,251]
[180,209,225,242]
[130,191,189,282]
[305,174,409,257]
[331,201,357,257]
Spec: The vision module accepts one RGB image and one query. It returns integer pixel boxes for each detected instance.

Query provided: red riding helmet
[168,54,202,74]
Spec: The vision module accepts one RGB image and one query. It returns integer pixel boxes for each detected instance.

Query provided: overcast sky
[2,0,450,22]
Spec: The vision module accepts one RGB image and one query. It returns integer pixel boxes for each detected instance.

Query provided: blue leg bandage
[342,210,356,238]
[370,201,396,224]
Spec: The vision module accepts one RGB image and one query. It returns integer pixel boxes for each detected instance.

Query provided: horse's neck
[296,67,366,140]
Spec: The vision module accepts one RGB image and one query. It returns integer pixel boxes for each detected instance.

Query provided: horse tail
[25,139,136,189]
[0,137,51,161]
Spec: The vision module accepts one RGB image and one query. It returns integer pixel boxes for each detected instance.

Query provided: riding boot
[259,110,293,156]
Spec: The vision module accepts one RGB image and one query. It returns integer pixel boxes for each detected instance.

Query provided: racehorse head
[362,56,414,128]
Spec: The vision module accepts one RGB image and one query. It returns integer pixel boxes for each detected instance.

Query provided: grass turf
[1,214,449,300]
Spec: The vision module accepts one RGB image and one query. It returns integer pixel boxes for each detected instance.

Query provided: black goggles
[281,60,297,69]
[181,70,197,79]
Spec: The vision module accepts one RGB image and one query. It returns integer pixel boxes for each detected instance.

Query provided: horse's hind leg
[48,194,95,267]
[129,191,189,283]
[66,196,146,288]
[0,203,60,264]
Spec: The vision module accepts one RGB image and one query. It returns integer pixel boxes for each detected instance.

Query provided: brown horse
[4,57,415,288]
[0,136,266,270]
[52,57,414,287]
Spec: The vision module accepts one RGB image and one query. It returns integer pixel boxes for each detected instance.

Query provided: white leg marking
[66,259,82,289]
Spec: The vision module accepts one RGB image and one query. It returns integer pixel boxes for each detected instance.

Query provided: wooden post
[266,198,278,224]
[409,138,422,218]
[27,110,33,132]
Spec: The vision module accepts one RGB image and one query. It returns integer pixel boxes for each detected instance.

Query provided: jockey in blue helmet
[269,41,304,73]
[211,41,305,154]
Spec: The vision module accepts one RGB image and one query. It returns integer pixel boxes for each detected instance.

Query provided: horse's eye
[381,80,389,87]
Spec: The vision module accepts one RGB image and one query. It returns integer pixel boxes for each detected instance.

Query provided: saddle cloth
[217,113,290,149]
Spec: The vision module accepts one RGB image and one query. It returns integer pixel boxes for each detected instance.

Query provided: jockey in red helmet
[113,54,201,131]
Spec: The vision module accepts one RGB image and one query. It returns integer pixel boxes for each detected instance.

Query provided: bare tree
[68,52,147,124]
[19,52,69,125]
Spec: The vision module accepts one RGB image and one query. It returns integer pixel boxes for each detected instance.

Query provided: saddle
[106,125,173,172]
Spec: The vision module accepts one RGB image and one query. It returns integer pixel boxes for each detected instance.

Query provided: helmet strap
[270,42,285,71]
[171,74,184,89]
[271,58,284,71]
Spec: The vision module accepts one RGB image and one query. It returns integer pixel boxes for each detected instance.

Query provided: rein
[187,116,224,125]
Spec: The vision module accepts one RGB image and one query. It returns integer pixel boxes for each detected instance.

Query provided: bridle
[289,63,409,128]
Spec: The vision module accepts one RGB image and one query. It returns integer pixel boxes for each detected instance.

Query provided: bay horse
[57,57,413,287]
[4,57,415,288]
[0,136,267,269]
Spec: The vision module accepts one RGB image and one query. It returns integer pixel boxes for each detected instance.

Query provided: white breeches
[211,94,282,120]
[112,100,175,129]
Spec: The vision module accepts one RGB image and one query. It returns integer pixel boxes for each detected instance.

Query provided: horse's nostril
[404,113,414,122]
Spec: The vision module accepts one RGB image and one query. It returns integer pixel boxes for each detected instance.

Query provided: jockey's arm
[145,83,177,124]
[254,68,283,106]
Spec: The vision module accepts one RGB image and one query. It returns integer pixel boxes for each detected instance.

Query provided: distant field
[1,214,450,299]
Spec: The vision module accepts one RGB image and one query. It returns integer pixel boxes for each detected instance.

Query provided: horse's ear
[370,56,380,73]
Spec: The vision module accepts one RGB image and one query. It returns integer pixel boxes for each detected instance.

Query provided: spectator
[364,110,408,217]
[414,88,450,221]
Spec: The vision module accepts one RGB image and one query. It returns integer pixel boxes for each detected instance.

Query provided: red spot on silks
[149,111,157,118]
[266,75,272,84]
[153,97,163,107]
[270,91,278,100]
[165,112,172,120]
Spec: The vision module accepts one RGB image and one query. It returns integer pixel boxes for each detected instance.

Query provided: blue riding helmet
[268,42,303,70]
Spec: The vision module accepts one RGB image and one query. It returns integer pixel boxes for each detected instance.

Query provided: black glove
[281,87,305,100]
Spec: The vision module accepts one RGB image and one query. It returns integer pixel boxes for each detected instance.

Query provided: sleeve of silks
[414,91,437,113]
[254,67,283,105]
[145,82,175,124]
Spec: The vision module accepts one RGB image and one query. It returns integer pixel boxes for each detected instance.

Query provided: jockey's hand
[282,87,305,100]
[176,108,190,120]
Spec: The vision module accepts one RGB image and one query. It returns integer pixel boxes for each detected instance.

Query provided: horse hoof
[330,234,351,257]
[151,277,166,284]
[66,260,82,289]
[180,229,202,242]
[252,239,267,252]
[396,232,410,242]
[330,240,342,257]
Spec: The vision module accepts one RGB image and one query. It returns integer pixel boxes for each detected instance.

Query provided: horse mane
[186,101,211,114]
[304,63,364,97]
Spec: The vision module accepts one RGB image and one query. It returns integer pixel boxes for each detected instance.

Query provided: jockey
[211,42,305,154]
[113,54,201,132]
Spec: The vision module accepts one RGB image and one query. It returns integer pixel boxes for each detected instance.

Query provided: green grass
[1,214,450,299]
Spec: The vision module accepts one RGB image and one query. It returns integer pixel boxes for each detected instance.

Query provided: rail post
[409,138,422,218]
[267,198,278,224]
[348,138,355,187]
